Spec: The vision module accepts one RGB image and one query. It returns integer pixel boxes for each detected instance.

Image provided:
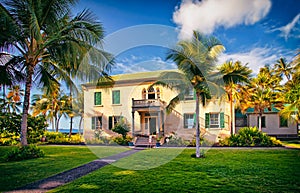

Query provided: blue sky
[74,0,300,74]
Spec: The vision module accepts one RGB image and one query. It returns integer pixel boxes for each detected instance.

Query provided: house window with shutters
[112,90,120,104]
[109,116,121,130]
[91,116,102,130]
[94,92,102,106]
[205,112,225,129]
[184,113,195,129]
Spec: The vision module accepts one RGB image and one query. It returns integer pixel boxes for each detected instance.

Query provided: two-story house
[82,70,232,143]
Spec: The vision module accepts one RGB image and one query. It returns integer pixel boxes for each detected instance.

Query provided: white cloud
[173,0,271,39]
[270,13,300,40]
[218,47,281,74]
[113,56,177,74]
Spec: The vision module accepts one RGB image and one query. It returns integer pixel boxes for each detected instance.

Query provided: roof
[246,105,280,114]
[82,69,178,88]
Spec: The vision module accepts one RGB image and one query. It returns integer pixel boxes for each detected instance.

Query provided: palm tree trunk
[55,116,59,132]
[195,93,201,158]
[21,65,34,146]
[78,116,83,135]
[69,85,73,138]
[229,91,234,135]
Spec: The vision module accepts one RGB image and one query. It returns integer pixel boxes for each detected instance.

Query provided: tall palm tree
[0,0,112,145]
[156,31,224,158]
[217,60,252,134]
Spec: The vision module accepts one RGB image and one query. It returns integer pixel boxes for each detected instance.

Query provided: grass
[0,145,129,192]
[51,148,300,193]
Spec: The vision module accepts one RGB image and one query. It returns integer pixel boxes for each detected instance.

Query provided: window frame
[109,116,121,130]
[184,113,195,129]
[209,113,220,128]
[94,92,102,106]
[112,90,120,105]
[92,116,102,130]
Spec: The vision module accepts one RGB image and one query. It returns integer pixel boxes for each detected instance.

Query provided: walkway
[7,149,141,193]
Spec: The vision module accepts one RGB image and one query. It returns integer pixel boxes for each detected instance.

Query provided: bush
[5,144,45,161]
[43,132,84,144]
[165,133,189,146]
[113,135,132,146]
[112,118,130,138]
[189,136,214,147]
[219,127,282,147]
[0,112,48,145]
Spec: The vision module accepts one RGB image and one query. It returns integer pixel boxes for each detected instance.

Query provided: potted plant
[156,136,162,147]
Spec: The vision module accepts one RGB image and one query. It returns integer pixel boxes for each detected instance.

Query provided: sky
[74,0,300,75]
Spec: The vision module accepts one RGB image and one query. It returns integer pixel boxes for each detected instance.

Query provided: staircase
[134,136,156,147]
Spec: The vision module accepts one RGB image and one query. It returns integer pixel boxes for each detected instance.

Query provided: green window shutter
[91,117,95,130]
[183,114,187,128]
[109,116,113,130]
[220,112,225,128]
[193,89,196,100]
[205,113,210,128]
[112,90,120,104]
[94,92,102,105]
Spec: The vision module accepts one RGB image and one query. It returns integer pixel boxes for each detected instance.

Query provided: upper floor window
[184,88,195,100]
[94,92,102,106]
[142,88,147,99]
[112,90,120,104]
[156,88,160,99]
[148,86,155,99]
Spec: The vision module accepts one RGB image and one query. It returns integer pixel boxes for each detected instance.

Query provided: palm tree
[217,60,252,134]
[240,66,281,131]
[156,31,224,158]
[0,0,112,146]
[274,57,293,81]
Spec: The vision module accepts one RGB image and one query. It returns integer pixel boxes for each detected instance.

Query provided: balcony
[132,98,165,112]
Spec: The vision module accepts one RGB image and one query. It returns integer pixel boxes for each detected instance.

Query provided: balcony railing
[132,98,165,108]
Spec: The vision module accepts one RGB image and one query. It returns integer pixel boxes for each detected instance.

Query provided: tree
[240,66,281,131]
[274,57,293,81]
[0,0,112,145]
[156,31,224,158]
[217,60,252,134]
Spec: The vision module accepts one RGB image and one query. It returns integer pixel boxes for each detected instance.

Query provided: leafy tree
[0,0,112,145]
[156,31,224,158]
[112,117,130,139]
[216,60,252,134]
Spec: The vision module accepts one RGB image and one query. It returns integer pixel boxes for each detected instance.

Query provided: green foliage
[219,127,282,147]
[5,144,45,162]
[165,133,190,146]
[113,135,133,146]
[85,136,115,145]
[0,112,47,145]
[43,132,84,144]
[112,118,130,139]
[189,136,214,147]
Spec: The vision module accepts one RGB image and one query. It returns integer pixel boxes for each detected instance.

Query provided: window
[184,113,195,129]
[210,113,219,128]
[280,116,288,127]
[91,116,102,130]
[156,88,160,99]
[205,113,225,128]
[94,92,102,106]
[109,116,121,130]
[148,86,155,99]
[184,88,194,100]
[112,90,120,104]
[257,116,266,128]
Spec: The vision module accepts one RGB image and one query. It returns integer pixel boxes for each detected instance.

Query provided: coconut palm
[156,31,224,158]
[240,66,281,131]
[216,60,252,134]
[0,0,112,145]
[274,57,293,81]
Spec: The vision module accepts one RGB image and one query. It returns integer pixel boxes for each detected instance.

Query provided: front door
[145,117,157,135]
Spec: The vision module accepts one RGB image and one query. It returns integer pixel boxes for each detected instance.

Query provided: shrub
[0,112,47,145]
[165,133,189,146]
[189,136,214,147]
[113,135,132,145]
[112,118,130,139]
[5,144,45,162]
[43,132,84,144]
[219,127,282,147]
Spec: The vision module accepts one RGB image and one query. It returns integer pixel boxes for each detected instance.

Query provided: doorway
[145,117,157,135]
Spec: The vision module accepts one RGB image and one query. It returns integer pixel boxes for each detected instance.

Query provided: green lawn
[0,145,129,192]
[52,148,300,193]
